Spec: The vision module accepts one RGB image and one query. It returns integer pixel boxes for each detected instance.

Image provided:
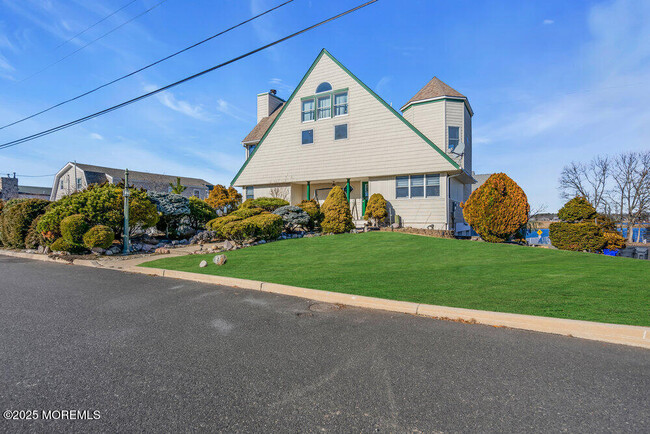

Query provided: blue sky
[0,0,648,211]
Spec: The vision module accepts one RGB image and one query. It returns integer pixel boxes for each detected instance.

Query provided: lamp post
[122,169,130,255]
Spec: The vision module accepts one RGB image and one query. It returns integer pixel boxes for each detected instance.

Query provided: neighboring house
[471,173,493,192]
[0,175,52,201]
[232,49,475,232]
[50,163,212,201]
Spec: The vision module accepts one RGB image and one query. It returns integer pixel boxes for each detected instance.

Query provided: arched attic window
[316,82,332,93]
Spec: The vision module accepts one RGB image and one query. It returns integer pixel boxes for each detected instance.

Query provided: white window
[317,96,331,119]
[246,186,254,200]
[193,189,200,197]
[396,174,441,198]
[76,178,82,190]
[301,129,314,145]
[334,124,347,140]
[448,126,460,151]
[301,99,314,122]
[396,176,409,198]
[426,174,440,197]
[410,175,424,197]
[334,92,348,116]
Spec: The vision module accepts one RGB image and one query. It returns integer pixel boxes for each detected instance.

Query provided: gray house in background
[50,162,213,201]
[0,175,52,201]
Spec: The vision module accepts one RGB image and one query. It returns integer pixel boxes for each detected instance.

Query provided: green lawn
[140,232,650,326]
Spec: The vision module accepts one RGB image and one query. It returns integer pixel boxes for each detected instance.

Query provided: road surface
[1,255,648,432]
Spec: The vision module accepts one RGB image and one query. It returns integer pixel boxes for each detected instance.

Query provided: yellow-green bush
[298,199,322,230]
[60,214,89,244]
[0,198,50,248]
[207,207,281,242]
[558,197,597,222]
[602,230,626,250]
[321,186,354,234]
[50,238,86,254]
[241,197,288,212]
[363,193,388,226]
[83,225,115,249]
[549,222,606,252]
[247,212,283,240]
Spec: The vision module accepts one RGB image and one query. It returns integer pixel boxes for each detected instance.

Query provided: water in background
[525,227,648,245]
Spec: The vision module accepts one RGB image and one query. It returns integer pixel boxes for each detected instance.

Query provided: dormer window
[316,82,332,93]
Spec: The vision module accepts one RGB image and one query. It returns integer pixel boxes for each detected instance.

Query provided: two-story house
[232,49,475,233]
[50,162,213,201]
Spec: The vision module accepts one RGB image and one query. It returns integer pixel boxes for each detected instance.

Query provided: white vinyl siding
[235,54,457,186]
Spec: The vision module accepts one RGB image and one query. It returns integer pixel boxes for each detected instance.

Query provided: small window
[317,96,331,119]
[316,82,332,93]
[59,180,64,189]
[249,144,256,154]
[334,92,348,116]
[76,178,82,190]
[193,189,200,197]
[301,99,314,122]
[426,174,440,197]
[245,186,254,200]
[410,175,424,197]
[448,126,460,151]
[167,186,173,193]
[396,176,409,198]
[334,124,348,140]
[301,129,313,145]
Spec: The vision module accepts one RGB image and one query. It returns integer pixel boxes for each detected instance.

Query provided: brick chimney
[256,89,283,123]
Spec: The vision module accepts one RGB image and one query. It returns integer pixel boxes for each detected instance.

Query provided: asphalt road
[1,256,648,433]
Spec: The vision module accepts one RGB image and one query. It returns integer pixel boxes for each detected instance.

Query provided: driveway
[1,256,648,432]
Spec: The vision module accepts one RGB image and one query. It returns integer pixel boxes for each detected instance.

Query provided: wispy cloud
[375,76,391,95]
[215,99,254,123]
[543,19,555,25]
[145,85,213,121]
[89,132,103,140]
[269,77,293,94]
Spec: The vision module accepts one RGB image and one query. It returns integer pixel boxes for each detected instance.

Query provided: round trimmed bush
[241,197,289,212]
[247,212,283,240]
[363,193,388,226]
[298,199,322,230]
[321,186,354,234]
[461,173,529,243]
[60,214,89,244]
[549,222,605,252]
[83,225,115,249]
[558,197,596,222]
[50,238,86,254]
[273,205,310,232]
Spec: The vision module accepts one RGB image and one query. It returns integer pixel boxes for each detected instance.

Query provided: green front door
[361,182,369,216]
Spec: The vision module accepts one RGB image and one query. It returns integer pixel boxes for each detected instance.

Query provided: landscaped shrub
[363,193,388,226]
[298,199,322,231]
[461,173,529,243]
[273,205,310,232]
[602,230,626,250]
[60,214,89,244]
[219,219,257,243]
[0,198,49,248]
[25,216,46,249]
[558,197,597,222]
[321,186,354,234]
[37,183,158,241]
[549,222,606,252]
[247,213,283,240]
[49,238,86,254]
[83,225,115,249]
[241,197,289,212]
[147,191,190,238]
[188,196,217,230]
[205,184,241,215]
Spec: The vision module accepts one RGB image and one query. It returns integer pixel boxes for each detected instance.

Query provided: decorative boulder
[223,240,234,251]
[199,260,208,268]
[213,254,227,266]
[91,247,106,255]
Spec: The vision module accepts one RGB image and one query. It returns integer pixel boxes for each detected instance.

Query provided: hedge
[549,222,606,252]
[0,198,50,248]
[461,173,529,243]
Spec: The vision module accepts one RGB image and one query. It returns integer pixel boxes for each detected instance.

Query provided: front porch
[290,179,368,225]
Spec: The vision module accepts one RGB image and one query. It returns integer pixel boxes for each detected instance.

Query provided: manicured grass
[140,232,650,326]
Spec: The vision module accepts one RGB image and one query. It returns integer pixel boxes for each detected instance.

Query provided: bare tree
[610,151,650,242]
[269,185,289,201]
[526,203,548,233]
[559,155,610,210]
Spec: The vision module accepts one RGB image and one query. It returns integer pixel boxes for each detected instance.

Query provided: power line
[0,0,378,150]
[15,173,57,178]
[18,0,169,84]
[1,0,294,130]
[55,0,140,50]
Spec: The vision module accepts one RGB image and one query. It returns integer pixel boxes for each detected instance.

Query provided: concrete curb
[2,249,649,349]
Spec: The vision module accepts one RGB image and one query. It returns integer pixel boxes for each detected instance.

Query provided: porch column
[306,181,310,201]
[346,179,351,203]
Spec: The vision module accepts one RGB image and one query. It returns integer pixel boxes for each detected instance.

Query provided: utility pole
[122,168,130,255]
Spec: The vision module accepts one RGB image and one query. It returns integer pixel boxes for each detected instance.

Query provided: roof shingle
[403,77,465,108]
[242,103,283,144]
[73,163,211,187]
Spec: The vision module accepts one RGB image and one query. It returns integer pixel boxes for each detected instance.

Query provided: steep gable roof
[404,77,465,105]
[231,49,459,186]
[242,104,283,144]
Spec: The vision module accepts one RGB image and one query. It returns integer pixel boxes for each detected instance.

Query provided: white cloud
[375,76,391,95]
[543,19,555,25]
[269,77,293,94]
[144,85,213,121]
[89,133,103,140]
[215,98,254,123]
